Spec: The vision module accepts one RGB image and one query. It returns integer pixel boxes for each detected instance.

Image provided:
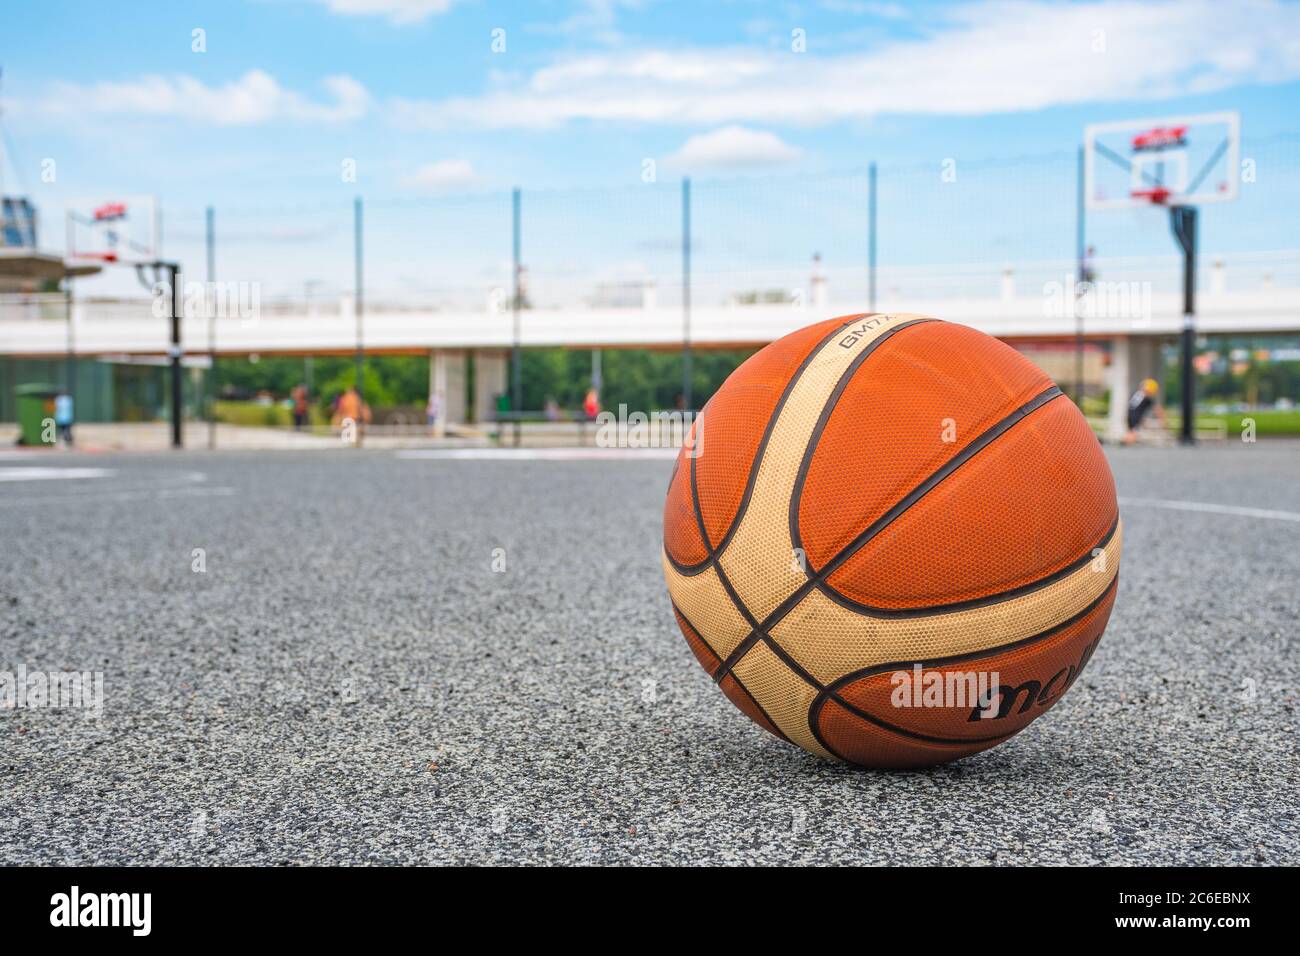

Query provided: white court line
[1120,496,1300,523]
[0,486,234,506]
[397,447,678,461]
[0,469,228,505]
[0,467,114,482]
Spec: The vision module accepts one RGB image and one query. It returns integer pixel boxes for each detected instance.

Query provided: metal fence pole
[868,162,877,312]
[167,262,183,449]
[1172,206,1198,446]
[64,211,76,428]
[511,186,522,447]
[682,176,692,411]
[206,205,216,449]
[1075,145,1086,406]
[64,277,74,404]
[354,196,364,399]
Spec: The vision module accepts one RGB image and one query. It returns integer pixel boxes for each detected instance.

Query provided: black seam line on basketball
[744,632,847,759]
[808,574,1119,748]
[712,560,764,635]
[676,313,867,574]
[753,543,1115,700]
[807,710,849,762]
[752,631,830,691]
[667,314,870,578]
[806,686,1018,754]
[816,513,1119,619]
[674,597,790,744]
[821,572,1119,695]
[816,384,1064,584]
[687,438,710,551]
[670,601,724,674]
[713,384,1064,683]
[725,669,793,745]
[787,317,939,559]
[793,376,1063,585]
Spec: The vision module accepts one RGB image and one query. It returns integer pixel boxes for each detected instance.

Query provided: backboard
[1084,112,1239,211]
[66,195,160,264]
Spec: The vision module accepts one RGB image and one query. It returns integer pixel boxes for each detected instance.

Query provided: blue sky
[2,0,1298,298]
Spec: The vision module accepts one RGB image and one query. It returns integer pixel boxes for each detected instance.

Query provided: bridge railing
[4,249,1295,326]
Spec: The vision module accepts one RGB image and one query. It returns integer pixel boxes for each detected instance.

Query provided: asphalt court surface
[1,442,1296,864]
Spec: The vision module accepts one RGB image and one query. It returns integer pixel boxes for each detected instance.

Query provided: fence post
[682,176,692,411]
[868,162,877,312]
[511,187,522,447]
[1075,145,1086,405]
[206,205,216,449]
[1171,206,1198,446]
[354,196,364,406]
[64,274,75,410]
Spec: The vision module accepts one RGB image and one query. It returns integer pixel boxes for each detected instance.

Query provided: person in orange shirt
[332,386,372,437]
[582,387,600,421]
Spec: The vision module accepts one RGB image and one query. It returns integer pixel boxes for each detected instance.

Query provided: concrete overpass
[3,281,1298,443]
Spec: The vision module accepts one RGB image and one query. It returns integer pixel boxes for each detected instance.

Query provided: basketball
[663,313,1121,768]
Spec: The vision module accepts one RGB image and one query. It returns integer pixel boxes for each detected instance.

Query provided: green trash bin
[15,383,59,446]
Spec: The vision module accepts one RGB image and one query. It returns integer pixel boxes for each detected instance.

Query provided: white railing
[0,294,70,321]
[5,250,1294,324]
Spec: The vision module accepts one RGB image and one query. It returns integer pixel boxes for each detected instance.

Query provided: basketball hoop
[93,202,129,222]
[1130,186,1173,205]
[65,195,159,266]
[1084,112,1239,211]
[1131,126,1188,151]
[1083,111,1241,447]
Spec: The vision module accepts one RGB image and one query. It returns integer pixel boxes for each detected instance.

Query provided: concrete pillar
[474,350,509,425]
[429,350,449,437]
[431,350,467,430]
[1105,335,1164,443]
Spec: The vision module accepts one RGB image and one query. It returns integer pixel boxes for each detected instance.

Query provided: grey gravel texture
[1,442,1296,865]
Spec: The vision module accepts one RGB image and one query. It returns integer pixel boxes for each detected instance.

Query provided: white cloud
[526,0,647,45]
[819,0,912,17]
[390,0,1300,130]
[311,0,456,25]
[24,0,1299,134]
[42,70,370,125]
[666,126,802,169]
[402,159,482,191]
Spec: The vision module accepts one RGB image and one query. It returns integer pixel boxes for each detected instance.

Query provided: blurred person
[544,397,560,421]
[810,251,827,307]
[1124,378,1166,444]
[54,391,74,447]
[426,391,441,433]
[1082,245,1097,284]
[583,387,600,421]
[332,385,371,433]
[291,384,309,430]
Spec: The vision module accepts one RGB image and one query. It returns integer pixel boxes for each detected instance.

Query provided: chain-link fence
[4,133,1298,438]
[160,131,1299,311]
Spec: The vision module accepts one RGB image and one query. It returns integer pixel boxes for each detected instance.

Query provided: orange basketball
[663,313,1120,768]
